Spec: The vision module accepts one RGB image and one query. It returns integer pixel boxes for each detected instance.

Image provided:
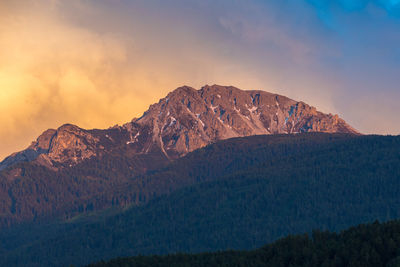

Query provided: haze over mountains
[0,85,357,171]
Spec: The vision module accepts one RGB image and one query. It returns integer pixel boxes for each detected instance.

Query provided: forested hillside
[0,149,169,226]
[0,133,399,266]
[0,84,359,226]
[0,133,357,226]
[87,220,400,267]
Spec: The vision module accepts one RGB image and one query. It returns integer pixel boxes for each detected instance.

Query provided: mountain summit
[0,85,358,170]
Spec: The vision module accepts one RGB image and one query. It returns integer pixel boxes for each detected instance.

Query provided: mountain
[1,133,399,266]
[0,85,359,226]
[0,84,357,171]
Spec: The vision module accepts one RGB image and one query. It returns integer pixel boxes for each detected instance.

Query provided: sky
[0,0,399,160]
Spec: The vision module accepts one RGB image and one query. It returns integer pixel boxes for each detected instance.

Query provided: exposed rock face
[43,124,100,164]
[124,85,358,159]
[0,85,359,170]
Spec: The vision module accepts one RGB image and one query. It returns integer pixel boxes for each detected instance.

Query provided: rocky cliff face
[0,85,358,170]
[126,85,358,159]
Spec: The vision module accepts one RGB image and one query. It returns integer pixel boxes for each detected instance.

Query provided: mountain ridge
[0,84,358,171]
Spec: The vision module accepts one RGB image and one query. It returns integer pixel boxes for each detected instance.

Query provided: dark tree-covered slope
[87,220,400,267]
[0,84,359,226]
[0,149,169,226]
[0,133,399,266]
[0,133,356,226]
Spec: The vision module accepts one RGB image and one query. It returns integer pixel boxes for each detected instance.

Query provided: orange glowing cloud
[0,1,276,160]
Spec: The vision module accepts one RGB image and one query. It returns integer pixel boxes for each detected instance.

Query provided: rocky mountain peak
[124,84,358,159]
[44,124,100,164]
[0,124,105,171]
[0,84,359,170]
[28,129,57,152]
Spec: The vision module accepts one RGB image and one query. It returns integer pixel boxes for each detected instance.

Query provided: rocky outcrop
[0,84,359,170]
[123,85,358,159]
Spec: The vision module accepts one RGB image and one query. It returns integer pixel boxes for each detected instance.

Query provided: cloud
[0,1,156,159]
[0,0,273,159]
[0,0,399,160]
